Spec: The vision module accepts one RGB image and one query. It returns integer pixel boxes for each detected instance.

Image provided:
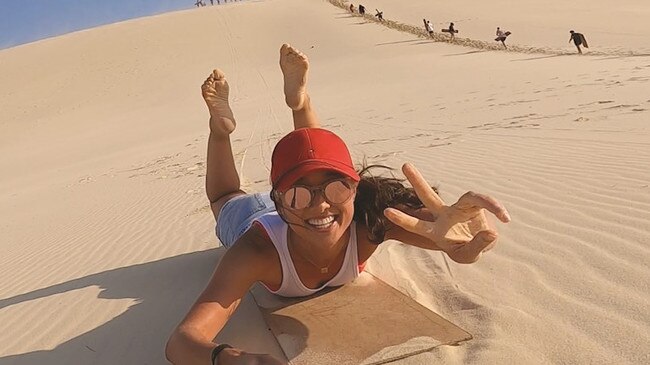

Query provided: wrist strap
[211,344,233,365]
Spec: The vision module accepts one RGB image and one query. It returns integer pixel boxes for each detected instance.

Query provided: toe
[212,69,226,79]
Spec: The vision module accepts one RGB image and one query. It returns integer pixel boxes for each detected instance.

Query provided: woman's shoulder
[236,221,278,260]
[241,221,283,286]
[204,224,281,301]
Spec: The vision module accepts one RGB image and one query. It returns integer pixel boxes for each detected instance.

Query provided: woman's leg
[204,44,319,220]
[201,69,246,219]
[280,44,321,130]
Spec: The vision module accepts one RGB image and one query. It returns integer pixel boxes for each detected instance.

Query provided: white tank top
[254,212,360,297]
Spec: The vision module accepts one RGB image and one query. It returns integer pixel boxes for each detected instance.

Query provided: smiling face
[276,170,357,249]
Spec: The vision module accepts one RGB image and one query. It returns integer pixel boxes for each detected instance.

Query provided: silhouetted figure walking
[495,27,511,49]
[358,4,366,15]
[442,22,457,39]
[423,19,434,37]
[569,30,588,54]
[375,9,384,21]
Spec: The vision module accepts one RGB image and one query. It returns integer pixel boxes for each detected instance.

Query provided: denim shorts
[215,192,276,248]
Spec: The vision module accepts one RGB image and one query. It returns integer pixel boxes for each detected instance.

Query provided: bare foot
[279,44,309,111]
[201,69,236,135]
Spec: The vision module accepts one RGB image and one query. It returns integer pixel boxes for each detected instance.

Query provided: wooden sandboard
[580,34,589,48]
[251,272,472,365]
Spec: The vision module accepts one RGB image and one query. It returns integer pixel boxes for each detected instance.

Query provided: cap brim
[274,160,360,191]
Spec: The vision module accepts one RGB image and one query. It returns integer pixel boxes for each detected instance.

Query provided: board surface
[251,272,472,365]
[581,34,589,48]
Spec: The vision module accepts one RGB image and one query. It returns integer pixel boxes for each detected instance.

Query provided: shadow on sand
[0,249,221,364]
[375,39,423,46]
[510,54,570,61]
[443,50,488,57]
[594,53,650,60]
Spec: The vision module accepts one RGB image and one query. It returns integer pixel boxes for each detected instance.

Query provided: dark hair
[354,164,433,244]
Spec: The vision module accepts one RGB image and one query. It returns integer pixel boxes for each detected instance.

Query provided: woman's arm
[166,228,276,365]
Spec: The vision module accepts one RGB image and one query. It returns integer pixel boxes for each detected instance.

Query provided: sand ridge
[329,0,650,56]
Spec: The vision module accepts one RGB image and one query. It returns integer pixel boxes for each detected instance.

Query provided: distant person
[349,4,355,13]
[358,4,366,15]
[425,19,434,37]
[495,27,511,49]
[375,9,384,21]
[569,30,588,54]
[444,22,456,39]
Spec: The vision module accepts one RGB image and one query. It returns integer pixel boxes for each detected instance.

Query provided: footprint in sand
[605,104,638,110]
[187,205,211,217]
[371,151,403,159]
[421,142,452,148]
[360,138,390,145]
[322,123,342,129]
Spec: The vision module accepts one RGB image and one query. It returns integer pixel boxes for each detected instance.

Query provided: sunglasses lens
[324,180,353,204]
[282,186,312,209]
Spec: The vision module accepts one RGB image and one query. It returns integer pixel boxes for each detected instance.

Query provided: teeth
[308,216,335,226]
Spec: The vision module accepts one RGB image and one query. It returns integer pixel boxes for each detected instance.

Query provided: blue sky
[0,0,225,50]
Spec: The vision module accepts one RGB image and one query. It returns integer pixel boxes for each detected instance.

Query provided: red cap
[271,128,360,191]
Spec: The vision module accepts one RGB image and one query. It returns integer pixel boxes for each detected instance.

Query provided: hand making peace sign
[384,163,511,264]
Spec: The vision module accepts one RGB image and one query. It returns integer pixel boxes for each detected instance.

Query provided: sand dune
[1,0,649,364]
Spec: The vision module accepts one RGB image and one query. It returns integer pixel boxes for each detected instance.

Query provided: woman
[166,44,510,365]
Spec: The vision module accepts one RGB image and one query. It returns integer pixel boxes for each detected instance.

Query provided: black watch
[211,344,233,365]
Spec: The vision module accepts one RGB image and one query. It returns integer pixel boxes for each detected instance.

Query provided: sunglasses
[275,178,357,210]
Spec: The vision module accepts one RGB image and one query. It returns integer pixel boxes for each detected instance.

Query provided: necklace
[300,250,331,274]
[288,231,332,274]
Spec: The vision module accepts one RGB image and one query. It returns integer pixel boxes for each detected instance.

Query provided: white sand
[1,0,649,364]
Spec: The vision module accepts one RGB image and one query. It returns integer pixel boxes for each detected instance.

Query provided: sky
[0,0,229,50]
